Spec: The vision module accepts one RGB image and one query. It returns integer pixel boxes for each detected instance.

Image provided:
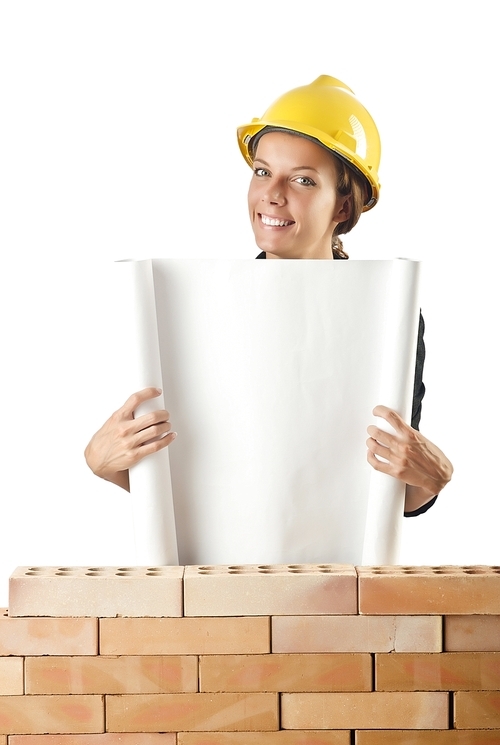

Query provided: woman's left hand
[366,405,453,497]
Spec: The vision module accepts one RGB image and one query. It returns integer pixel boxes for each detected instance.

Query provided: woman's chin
[254,238,294,259]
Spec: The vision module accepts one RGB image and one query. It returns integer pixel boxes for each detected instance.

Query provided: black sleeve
[404,312,438,517]
[404,494,438,517]
[411,312,426,431]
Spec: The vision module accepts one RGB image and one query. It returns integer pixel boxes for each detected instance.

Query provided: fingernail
[171,432,177,439]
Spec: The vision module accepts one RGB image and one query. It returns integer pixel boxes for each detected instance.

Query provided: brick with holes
[9,566,183,617]
[357,566,500,615]
[184,564,357,616]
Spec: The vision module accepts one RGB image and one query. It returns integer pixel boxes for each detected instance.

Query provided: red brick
[356,731,500,744]
[100,617,270,655]
[0,656,23,694]
[445,616,500,651]
[281,691,448,729]
[106,692,278,732]
[455,691,500,728]
[178,732,350,744]
[272,615,441,652]
[358,566,500,615]
[0,695,103,734]
[9,566,183,618]
[376,652,500,691]
[0,610,97,656]
[184,564,357,616]
[9,736,176,744]
[25,655,198,694]
[200,653,371,692]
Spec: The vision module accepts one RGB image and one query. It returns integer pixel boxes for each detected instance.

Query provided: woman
[85,75,453,516]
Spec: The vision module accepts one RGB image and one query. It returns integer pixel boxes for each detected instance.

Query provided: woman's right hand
[84,387,176,491]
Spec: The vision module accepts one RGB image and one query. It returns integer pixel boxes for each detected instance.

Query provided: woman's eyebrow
[254,158,319,173]
[291,166,319,173]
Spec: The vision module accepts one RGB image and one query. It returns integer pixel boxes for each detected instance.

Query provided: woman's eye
[295,176,315,186]
[254,167,270,177]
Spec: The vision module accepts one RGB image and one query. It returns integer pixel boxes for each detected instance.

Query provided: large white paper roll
[115,258,419,566]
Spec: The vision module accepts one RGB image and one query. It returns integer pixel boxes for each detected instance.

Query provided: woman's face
[248,131,350,259]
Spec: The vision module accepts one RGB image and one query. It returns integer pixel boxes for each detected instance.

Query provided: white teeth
[261,215,293,227]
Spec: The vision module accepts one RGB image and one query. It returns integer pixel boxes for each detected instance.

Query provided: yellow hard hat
[237,75,381,210]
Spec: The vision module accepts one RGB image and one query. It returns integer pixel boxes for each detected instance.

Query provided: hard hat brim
[237,121,379,211]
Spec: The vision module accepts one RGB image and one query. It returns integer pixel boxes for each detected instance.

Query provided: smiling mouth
[259,213,295,227]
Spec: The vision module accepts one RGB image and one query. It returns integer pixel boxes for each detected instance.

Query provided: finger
[366,437,392,463]
[133,421,173,446]
[372,405,409,434]
[366,425,394,447]
[367,449,393,475]
[134,409,171,433]
[120,388,163,418]
[134,431,177,461]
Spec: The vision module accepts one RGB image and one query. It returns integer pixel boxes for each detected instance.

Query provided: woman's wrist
[108,469,130,491]
[404,484,439,513]
[84,442,130,491]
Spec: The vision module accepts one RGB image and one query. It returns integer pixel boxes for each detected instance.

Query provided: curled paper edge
[362,259,421,565]
[115,259,179,566]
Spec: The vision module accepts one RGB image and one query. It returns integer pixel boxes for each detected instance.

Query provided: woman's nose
[263,182,286,205]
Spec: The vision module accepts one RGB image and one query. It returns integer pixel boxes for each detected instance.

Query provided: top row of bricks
[9,564,500,618]
[8,565,500,618]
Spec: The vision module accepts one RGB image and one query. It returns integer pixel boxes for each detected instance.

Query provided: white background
[0,1,498,605]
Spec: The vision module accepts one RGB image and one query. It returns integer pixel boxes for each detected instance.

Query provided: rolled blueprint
[114,260,178,565]
[115,258,420,566]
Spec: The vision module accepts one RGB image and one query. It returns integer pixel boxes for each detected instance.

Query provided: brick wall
[0,565,499,742]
